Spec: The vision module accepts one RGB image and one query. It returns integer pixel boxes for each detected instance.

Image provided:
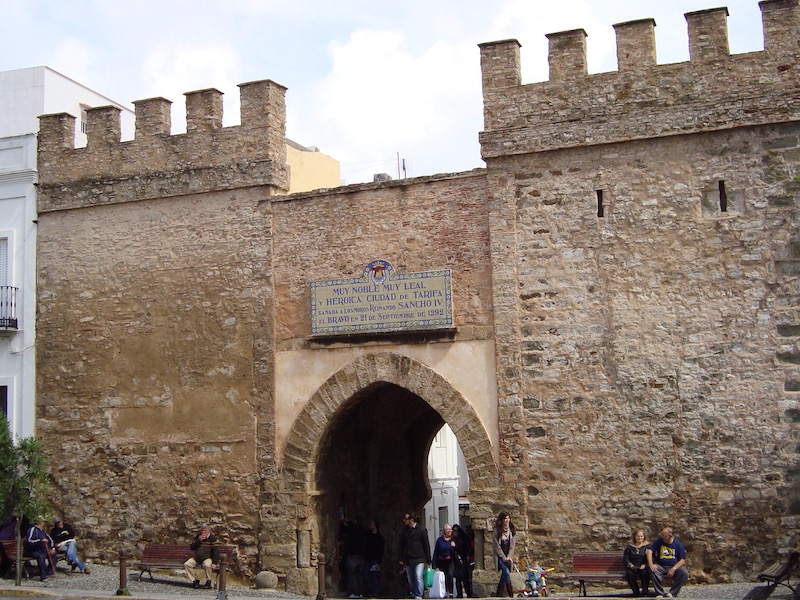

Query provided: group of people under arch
[398,512,476,600]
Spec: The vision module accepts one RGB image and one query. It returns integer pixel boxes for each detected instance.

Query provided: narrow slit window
[596,189,604,217]
[719,180,727,212]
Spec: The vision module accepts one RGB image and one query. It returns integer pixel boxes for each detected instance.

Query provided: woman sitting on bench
[623,529,650,597]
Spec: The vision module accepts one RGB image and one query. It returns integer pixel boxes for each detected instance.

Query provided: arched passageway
[280,352,498,597]
[317,382,443,595]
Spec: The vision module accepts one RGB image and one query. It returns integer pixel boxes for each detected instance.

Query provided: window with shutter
[0,238,7,287]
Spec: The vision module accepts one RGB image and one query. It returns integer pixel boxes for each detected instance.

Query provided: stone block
[254,571,279,589]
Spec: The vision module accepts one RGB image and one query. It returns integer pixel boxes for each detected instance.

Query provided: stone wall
[36,188,272,567]
[35,79,287,573]
[479,2,800,158]
[37,79,289,209]
[266,169,497,467]
[479,0,799,580]
[501,124,797,580]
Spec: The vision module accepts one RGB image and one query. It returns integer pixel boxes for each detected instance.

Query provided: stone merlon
[37,78,289,212]
[479,0,800,159]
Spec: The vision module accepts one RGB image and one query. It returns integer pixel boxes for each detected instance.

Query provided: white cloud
[140,44,242,133]
[488,0,627,81]
[46,38,97,85]
[289,29,483,183]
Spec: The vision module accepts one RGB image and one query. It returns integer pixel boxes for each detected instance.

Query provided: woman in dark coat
[623,529,650,597]
[451,524,472,598]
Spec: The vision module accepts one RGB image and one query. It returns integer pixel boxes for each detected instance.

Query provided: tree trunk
[15,517,22,586]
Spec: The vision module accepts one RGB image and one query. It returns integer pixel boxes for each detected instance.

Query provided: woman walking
[432,524,457,598]
[492,511,516,597]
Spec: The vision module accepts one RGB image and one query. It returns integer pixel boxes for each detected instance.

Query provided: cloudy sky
[1,0,765,184]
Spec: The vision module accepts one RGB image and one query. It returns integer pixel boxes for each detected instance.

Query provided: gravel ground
[0,565,795,600]
[0,563,305,599]
[543,581,795,599]
[487,579,795,599]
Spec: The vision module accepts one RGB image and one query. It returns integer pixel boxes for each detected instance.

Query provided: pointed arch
[281,351,498,492]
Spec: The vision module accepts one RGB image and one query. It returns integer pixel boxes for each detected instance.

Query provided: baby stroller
[519,564,552,597]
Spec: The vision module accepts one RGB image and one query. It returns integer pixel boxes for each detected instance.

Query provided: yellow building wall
[285,143,340,193]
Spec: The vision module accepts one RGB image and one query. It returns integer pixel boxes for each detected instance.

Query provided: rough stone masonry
[34,1,798,595]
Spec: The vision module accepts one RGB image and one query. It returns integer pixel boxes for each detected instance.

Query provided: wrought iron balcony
[0,286,18,330]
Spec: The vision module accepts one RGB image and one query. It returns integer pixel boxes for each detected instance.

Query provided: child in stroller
[522,561,552,597]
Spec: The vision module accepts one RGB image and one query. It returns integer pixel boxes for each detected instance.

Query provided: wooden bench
[756,549,800,596]
[0,539,40,578]
[563,552,626,597]
[132,543,236,587]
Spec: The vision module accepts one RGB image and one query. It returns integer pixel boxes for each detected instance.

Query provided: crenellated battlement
[479,0,800,159]
[37,79,290,212]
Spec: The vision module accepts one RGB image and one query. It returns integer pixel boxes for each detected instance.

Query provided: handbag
[429,569,447,599]
[423,564,435,589]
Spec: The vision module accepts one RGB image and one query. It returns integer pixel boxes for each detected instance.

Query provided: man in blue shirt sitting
[646,527,689,598]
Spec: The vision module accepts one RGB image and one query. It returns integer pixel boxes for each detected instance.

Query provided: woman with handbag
[492,512,517,597]
[432,524,457,598]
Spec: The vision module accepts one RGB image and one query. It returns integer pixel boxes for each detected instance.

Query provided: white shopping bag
[429,569,447,599]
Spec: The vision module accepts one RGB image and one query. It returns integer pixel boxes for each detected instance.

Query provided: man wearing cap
[26,518,56,581]
[51,517,90,574]
[184,525,220,589]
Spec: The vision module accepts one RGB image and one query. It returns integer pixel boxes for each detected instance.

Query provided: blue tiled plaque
[311,259,453,336]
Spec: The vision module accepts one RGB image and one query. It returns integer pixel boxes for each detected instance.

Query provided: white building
[424,423,470,549]
[0,66,134,438]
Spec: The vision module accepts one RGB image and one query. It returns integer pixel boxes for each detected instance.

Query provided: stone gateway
[34,2,798,595]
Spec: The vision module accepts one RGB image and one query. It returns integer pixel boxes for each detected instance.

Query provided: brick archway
[277,351,499,595]
[281,351,498,493]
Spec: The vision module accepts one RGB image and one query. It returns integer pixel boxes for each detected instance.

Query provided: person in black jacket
[451,524,471,598]
[364,520,384,598]
[623,529,650,597]
[463,524,476,597]
[398,512,431,600]
[51,517,90,574]
[343,516,368,599]
[25,518,55,581]
[184,526,220,589]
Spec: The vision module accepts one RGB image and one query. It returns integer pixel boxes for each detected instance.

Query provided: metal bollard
[116,550,131,596]
[216,554,228,600]
[316,552,327,600]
